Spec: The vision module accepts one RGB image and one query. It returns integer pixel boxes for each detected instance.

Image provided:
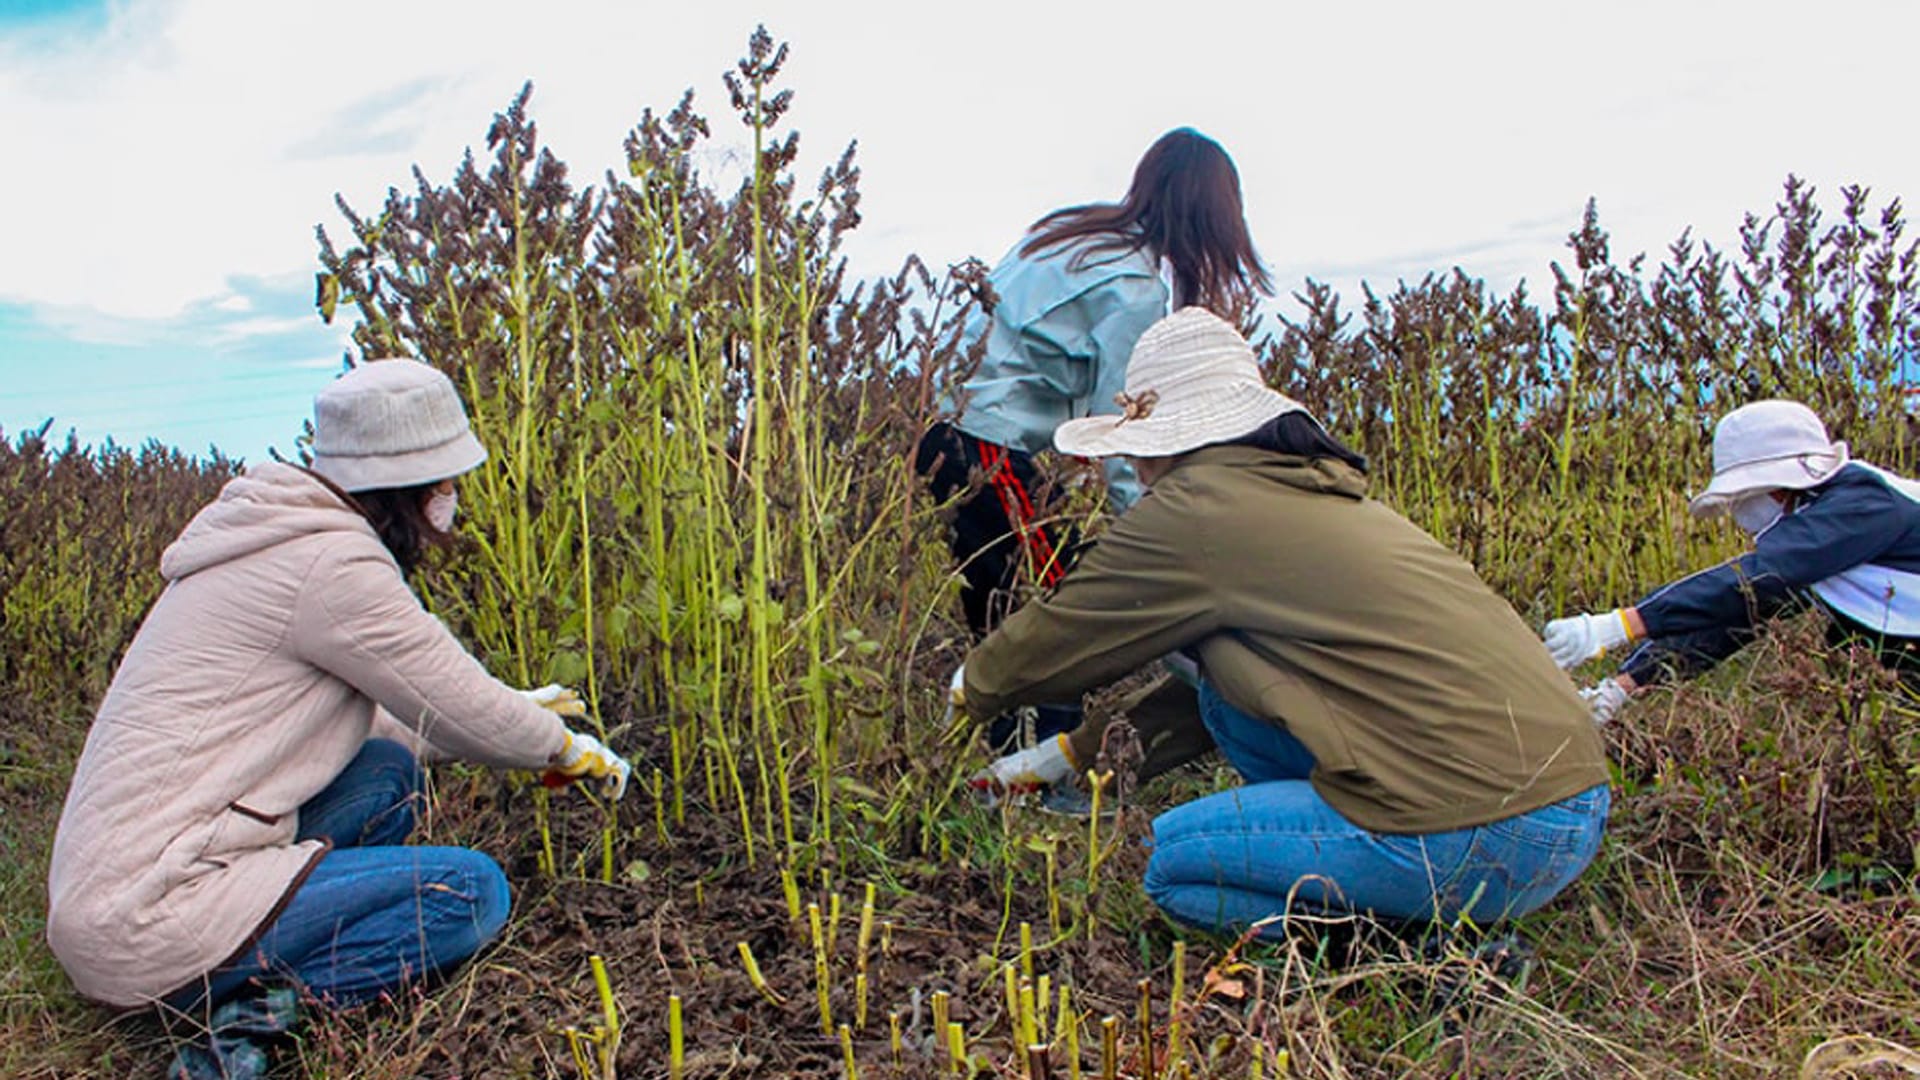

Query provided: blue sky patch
[0,277,349,464]
[0,0,107,26]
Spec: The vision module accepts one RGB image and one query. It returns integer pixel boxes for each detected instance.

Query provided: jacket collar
[1161,444,1370,501]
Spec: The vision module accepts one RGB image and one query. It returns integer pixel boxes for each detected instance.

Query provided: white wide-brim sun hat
[1687,398,1849,517]
[1053,307,1305,459]
[309,358,489,493]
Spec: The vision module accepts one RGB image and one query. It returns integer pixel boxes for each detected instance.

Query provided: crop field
[4,31,1920,1079]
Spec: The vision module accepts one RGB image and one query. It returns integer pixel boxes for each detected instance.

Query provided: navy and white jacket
[1622,461,1920,685]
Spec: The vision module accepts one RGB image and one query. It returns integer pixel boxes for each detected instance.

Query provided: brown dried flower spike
[1114,388,1159,424]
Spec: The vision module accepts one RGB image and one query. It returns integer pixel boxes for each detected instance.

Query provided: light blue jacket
[945,239,1170,510]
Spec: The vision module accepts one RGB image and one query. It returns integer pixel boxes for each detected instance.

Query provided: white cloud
[25,302,176,347]
[2,0,1917,337]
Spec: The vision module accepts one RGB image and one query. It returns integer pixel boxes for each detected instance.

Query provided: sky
[3,0,1916,464]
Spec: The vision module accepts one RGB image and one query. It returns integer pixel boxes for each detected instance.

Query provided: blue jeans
[1143,684,1608,938]
[165,739,512,1010]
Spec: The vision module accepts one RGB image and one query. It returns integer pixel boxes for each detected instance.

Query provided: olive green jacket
[964,445,1607,834]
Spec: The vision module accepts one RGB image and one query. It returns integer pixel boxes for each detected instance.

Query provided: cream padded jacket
[46,463,567,1007]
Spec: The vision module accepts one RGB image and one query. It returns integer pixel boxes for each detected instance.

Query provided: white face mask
[425,490,458,534]
[1731,492,1783,537]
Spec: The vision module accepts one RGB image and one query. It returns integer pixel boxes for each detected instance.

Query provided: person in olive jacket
[958,308,1611,936]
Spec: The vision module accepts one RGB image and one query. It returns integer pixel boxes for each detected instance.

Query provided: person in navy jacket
[1543,399,1920,721]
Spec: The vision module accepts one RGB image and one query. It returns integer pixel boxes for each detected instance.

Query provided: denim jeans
[164,739,512,1011]
[1143,684,1608,938]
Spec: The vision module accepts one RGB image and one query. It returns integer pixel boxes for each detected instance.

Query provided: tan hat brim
[1054,385,1303,459]
[1687,444,1849,516]
[311,429,488,493]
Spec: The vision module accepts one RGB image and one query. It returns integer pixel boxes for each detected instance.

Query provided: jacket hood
[160,462,383,582]
[1179,445,1370,501]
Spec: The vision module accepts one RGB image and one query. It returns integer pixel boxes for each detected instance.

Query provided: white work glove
[544,729,632,800]
[520,684,588,718]
[969,734,1077,796]
[1580,679,1631,725]
[944,664,967,726]
[1542,610,1634,669]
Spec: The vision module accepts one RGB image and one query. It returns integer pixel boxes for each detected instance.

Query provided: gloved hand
[1580,679,1631,725]
[1542,610,1634,669]
[944,664,967,726]
[543,729,631,800]
[969,734,1077,796]
[520,684,588,718]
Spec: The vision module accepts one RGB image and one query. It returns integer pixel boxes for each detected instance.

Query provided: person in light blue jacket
[1545,399,1920,721]
[918,127,1271,643]
[916,127,1271,783]
[942,242,1166,513]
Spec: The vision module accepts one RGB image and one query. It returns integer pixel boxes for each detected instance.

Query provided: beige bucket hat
[309,359,488,493]
[1687,399,1849,517]
[1053,307,1304,459]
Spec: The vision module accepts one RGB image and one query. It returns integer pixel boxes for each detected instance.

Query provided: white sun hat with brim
[1053,307,1306,459]
[309,358,489,493]
[1687,399,1849,517]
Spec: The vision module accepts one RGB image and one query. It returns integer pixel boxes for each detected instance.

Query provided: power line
[0,363,336,402]
[9,409,305,451]
[16,406,301,435]
[137,408,306,436]
[17,386,315,426]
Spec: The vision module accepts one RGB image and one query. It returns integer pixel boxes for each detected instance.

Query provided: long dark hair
[1018,128,1271,315]
[302,468,447,575]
